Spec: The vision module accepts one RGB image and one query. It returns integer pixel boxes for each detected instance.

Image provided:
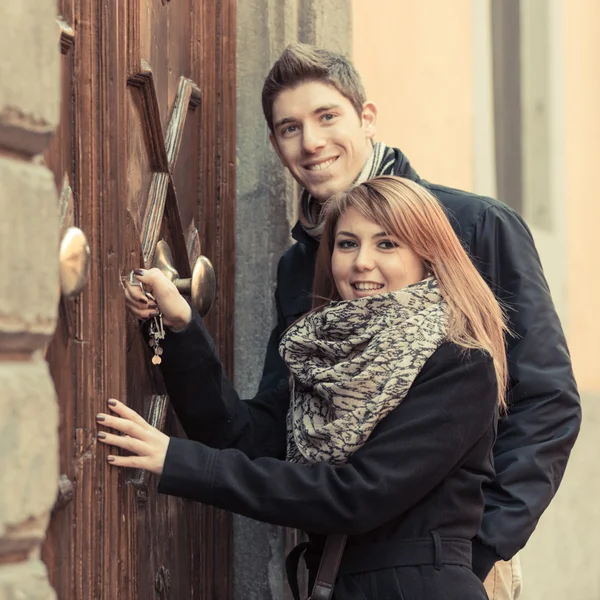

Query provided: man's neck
[353,143,377,186]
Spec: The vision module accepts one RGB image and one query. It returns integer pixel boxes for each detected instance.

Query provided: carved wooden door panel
[42,1,235,598]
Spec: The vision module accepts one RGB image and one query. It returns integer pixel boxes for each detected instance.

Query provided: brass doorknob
[60,227,91,297]
[152,240,215,317]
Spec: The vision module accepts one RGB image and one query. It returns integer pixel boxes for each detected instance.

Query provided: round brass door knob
[152,240,216,317]
[59,227,91,297]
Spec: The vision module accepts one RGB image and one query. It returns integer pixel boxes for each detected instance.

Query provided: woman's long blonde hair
[313,176,508,410]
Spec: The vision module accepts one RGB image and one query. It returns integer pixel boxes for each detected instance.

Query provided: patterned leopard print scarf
[280,278,448,465]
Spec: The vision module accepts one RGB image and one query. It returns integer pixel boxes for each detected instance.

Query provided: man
[257,43,581,599]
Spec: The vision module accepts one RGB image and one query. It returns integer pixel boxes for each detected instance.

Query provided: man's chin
[305,180,347,202]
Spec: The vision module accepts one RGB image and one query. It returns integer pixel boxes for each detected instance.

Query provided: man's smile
[304,156,339,171]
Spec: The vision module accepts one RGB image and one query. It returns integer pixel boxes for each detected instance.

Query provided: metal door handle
[60,227,91,297]
[152,240,215,317]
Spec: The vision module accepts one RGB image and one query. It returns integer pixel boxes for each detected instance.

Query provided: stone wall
[0,1,60,599]
[234,1,351,598]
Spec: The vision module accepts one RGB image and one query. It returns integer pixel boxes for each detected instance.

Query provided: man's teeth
[306,158,336,171]
[353,283,384,291]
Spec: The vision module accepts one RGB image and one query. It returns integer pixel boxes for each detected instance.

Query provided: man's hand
[96,398,170,475]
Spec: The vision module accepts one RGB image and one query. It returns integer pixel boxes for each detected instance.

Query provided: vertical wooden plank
[216,4,236,595]
[218,0,236,380]
[211,1,236,595]
[73,0,101,598]
[104,0,137,599]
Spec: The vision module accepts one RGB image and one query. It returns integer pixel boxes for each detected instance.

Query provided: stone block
[0,158,59,352]
[0,0,60,154]
[0,360,58,550]
[0,560,56,600]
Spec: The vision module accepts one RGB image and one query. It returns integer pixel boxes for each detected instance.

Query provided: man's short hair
[262,42,367,132]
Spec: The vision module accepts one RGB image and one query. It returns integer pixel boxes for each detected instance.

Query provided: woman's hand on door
[123,268,192,330]
[96,399,170,475]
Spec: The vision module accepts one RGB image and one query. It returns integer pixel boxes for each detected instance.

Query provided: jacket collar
[291,147,421,247]
[391,147,421,183]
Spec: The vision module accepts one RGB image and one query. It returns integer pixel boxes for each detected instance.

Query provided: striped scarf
[298,142,397,240]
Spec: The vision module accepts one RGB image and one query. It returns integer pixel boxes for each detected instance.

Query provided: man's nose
[301,124,325,153]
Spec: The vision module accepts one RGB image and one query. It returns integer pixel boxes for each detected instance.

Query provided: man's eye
[282,125,298,135]
[321,113,335,122]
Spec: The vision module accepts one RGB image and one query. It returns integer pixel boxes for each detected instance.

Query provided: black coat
[157,311,497,599]
[258,148,582,579]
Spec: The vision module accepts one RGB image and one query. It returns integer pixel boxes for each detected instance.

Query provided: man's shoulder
[421,181,520,244]
[279,238,317,271]
[277,239,317,316]
[425,181,513,216]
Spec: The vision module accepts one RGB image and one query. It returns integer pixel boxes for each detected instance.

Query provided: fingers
[105,453,150,470]
[98,430,147,455]
[106,398,152,429]
[126,268,192,329]
[131,268,167,290]
[124,285,158,320]
[96,399,169,475]
[124,280,148,303]
[96,412,147,439]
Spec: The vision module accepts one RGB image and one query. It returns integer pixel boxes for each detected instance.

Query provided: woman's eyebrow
[335,230,389,239]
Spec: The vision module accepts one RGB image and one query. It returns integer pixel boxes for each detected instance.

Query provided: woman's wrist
[167,303,192,331]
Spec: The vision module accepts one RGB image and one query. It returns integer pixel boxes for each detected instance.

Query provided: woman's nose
[353,249,375,271]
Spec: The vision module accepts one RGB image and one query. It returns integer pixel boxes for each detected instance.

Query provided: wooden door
[42,1,235,598]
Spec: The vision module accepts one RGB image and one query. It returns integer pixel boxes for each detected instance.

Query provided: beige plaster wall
[351,2,598,598]
[351,0,598,393]
[351,0,474,191]
[518,3,600,596]
[564,1,600,392]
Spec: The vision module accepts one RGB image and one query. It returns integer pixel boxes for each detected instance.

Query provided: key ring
[128,270,145,294]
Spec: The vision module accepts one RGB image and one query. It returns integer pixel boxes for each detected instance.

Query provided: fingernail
[107,456,115,463]
[149,304,158,310]
[108,399,117,407]
[96,414,106,422]
[97,432,106,440]
[134,269,144,276]
[138,297,148,304]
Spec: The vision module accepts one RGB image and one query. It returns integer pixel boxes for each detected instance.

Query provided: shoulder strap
[309,534,347,600]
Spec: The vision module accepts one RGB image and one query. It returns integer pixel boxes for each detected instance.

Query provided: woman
[98,176,507,599]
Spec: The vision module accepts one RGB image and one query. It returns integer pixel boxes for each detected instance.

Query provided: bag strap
[308,534,347,600]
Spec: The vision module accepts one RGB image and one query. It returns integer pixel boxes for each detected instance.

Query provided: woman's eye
[378,240,399,250]
[336,239,357,250]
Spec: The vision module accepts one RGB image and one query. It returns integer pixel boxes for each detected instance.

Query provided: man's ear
[269,132,285,165]
[361,101,378,139]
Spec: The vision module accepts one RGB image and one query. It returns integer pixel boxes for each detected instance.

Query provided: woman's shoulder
[429,341,493,364]
[417,342,496,384]
[406,343,498,415]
